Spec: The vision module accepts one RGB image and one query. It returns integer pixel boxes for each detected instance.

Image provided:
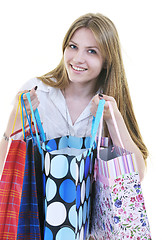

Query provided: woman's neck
[62,82,96,125]
[64,81,96,100]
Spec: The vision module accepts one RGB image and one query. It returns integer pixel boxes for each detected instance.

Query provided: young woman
[0,13,147,182]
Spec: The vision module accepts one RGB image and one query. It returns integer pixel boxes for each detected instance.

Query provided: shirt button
[69,128,75,136]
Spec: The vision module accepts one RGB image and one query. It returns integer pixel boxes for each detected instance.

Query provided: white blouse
[20,78,93,140]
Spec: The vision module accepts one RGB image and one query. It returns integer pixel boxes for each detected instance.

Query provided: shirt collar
[48,86,92,125]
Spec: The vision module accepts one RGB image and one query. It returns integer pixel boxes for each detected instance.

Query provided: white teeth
[71,65,86,71]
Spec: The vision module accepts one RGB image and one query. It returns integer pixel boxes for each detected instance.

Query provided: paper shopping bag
[90,141,151,239]
[17,93,45,239]
[42,100,105,240]
[90,102,152,240]
[43,136,96,240]
[0,140,26,240]
[16,136,41,240]
[0,95,27,240]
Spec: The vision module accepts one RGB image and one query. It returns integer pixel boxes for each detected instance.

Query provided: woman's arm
[91,94,146,181]
[0,88,39,177]
[0,106,21,177]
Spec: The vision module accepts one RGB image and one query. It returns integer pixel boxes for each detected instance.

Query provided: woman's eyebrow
[69,40,99,50]
[86,46,99,50]
[69,40,78,45]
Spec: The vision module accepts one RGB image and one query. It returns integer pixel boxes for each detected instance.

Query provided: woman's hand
[91,93,146,181]
[90,93,120,122]
[14,86,40,115]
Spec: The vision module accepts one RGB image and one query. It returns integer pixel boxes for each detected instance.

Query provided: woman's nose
[73,50,85,63]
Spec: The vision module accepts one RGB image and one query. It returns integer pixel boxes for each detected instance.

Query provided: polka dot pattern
[46,178,57,202]
[43,136,96,240]
[59,179,76,203]
[56,227,75,240]
[51,155,68,179]
[46,202,67,226]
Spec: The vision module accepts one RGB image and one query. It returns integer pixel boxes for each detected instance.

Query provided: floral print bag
[89,102,152,240]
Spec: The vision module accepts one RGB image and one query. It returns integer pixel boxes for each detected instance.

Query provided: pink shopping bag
[90,102,152,240]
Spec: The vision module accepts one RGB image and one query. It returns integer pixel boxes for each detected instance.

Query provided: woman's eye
[88,49,97,54]
[69,44,77,49]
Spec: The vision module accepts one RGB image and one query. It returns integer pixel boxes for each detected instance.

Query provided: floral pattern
[89,172,151,240]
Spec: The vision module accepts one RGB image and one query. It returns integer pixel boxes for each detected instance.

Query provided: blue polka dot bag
[41,100,105,240]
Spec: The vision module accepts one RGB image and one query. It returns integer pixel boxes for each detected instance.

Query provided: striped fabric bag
[17,92,44,239]
[16,136,41,239]
[89,102,152,240]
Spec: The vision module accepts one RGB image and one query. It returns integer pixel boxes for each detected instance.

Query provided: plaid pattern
[17,136,41,240]
[0,140,26,240]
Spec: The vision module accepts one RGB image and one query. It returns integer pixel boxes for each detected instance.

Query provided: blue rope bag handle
[88,99,105,152]
[25,92,43,154]
[21,93,35,141]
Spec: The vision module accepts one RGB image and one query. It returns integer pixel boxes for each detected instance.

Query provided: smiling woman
[64,28,104,87]
[37,13,148,177]
[0,12,150,240]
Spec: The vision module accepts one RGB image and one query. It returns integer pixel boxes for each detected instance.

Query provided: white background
[0,0,161,239]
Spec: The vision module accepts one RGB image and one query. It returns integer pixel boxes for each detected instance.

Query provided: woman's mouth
[71,65,87,72]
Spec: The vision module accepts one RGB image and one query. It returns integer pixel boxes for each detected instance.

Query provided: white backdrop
[0,0,161,239]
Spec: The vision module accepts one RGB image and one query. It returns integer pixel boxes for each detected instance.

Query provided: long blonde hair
[38,13,148,162]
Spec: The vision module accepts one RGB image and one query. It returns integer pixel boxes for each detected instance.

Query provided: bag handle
[21,93,46,143]
[34,108,46,142]
[97,101,124,151]
[90,99,105,149]
[11,93,25,138]
[25,92,43,154]
[21,93,35,140]
[90,99,124,151]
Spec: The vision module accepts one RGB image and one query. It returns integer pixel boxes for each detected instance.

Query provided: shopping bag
[17,136,42,239]
[42,100,105,240]
[0,95,26,240]
[17,93,44,239]
[90,102,152,239]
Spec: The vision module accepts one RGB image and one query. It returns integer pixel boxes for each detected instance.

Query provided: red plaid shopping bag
[0,94,27,240]
[0,138,26,240]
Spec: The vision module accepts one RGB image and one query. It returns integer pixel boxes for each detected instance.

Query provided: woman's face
[64,27,104,86]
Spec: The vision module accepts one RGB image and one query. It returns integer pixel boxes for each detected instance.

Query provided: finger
[92,94,100,105]
[26,101,40,115]
[99,94,116,103]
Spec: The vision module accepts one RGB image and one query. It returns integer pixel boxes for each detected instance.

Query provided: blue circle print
[59,179,76,203]
[84,221,88,240]
[51,155,68,179]
[46,139,57,152]
[90,152,94,174]
[68,205,77,228]
[56,227,75,240]
[46,178,57,202]
[70,158,78,181]
[58,136,68,149]
[87,197,91,218]
[68,136,83,149]
[76,185,81,209]
[83,201,87,224]
[85,137,91,148]
[44,226,53,240]
[80,160,84,182]
[79,206,83,230]
[84,156,90,178]
[86,176,90,199]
